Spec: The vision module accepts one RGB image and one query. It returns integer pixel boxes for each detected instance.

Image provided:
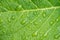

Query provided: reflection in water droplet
[54,33,60,39]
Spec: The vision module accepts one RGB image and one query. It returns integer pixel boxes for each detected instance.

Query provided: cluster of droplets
[8,15,15,23]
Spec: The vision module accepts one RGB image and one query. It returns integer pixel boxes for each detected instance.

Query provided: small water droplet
[7,17,11,23]
[11,16,15,20]
[0,19,3,24]
[44,28,51,36]
[16,5,23,11]
[20,20,26,25]
[42,13,46,18]
[32,31,38,37]
[49,21,54,25]
[18,5,22,8]
[50,21,53,24]
[56,19,59,22]
[8,16,15,23]
[54,33,60,39]
[0,14,1,16]
[43,14,46,17]
[33,22,38,26]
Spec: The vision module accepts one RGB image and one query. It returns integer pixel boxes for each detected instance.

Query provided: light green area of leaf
[0,0,60,40]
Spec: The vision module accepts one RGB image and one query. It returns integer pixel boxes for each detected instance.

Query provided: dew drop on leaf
[20,20,26,25]
[16,5,23,11]
[42,13,46,18]
[18,5,22,8]
[43,14,46,17]
[0,14,1,16]
[0,20,2,24]
[0,19,3,24]
[10,16,15,20]
[56,19,59,22]
[8,16,15,23]
[32,31,38,37]
[54,33,60,39]
[33,22,38,26]
[49,21,54,26]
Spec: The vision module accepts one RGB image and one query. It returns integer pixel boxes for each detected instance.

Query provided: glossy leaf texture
[0,0,60,40]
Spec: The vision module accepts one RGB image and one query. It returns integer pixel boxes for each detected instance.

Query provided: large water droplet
[54,33,60,39]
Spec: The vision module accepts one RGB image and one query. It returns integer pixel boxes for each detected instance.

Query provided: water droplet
[49,21,54,25]
[2,30,6,33]
[43,14,46,17]
[50,21,53,24]
[32,31,38,37]
[0,19,3,24]
[16,5,23,11]
[20,20,26,25]
[44,28,51,36]
[33,22,38,26]
[56,19,59,22]
[10,16,15,20]
[18,5,22,8]
[54,33,60,39]
[8,16,15,23]
[33,12,39,17]
[42,13,46,18]
[0,14,1,16]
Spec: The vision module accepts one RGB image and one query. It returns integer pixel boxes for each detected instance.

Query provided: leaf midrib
[0,6,60,13]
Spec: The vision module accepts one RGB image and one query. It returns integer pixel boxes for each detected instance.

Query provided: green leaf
[0,0,60,40]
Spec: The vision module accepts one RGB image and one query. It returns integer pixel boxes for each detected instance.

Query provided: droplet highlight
[42,13,46,18]
[49,21,54,25]
[20,20,26,25]
[7,16,15,23]
[18,5,22,8]
[0,19,3,24]
[32,31,38,37]
[56,19,59,22]
[54,33,60,39]
[0,14,1,16]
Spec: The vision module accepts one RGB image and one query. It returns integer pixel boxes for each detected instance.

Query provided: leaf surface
[0,0,60,40]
